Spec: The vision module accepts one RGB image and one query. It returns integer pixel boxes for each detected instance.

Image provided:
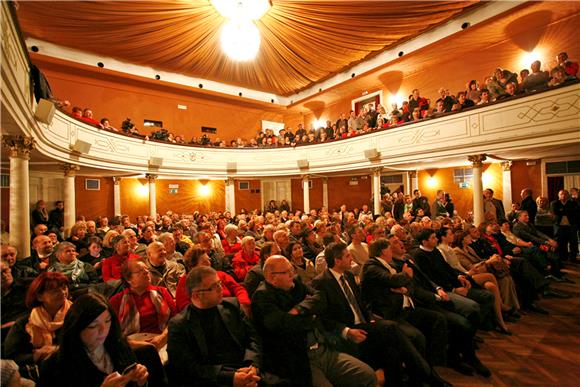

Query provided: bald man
[18,235,56,278]
[252,255,376,387]
[145,241,185,298]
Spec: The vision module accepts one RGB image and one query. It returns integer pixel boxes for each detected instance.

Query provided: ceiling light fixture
[211,0,271,61]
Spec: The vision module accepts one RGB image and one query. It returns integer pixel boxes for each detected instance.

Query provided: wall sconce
[427,176,437,188]
[198,180,211,197]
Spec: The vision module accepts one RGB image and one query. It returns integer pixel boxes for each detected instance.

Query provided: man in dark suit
[252,255,376,387]
[410,230,495,331]
[387,235,491,377]
[520,188,537,224]
[312,242,450,386]
[361,239,448,368]
[17,235,56,279]
[167,266,261,387]
[550,189,579,263]
[412,190,431,217]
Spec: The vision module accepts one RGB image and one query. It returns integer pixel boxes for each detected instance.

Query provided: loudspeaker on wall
[70,139,92,154]
[34,99,55,125]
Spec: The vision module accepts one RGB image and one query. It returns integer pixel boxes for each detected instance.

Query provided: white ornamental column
[322,177,329,210]
[2,135,35,257]
[62,163,79,238]
[410,171,419,194]
[113,177,122,216]
[372,167,383,216]
[469,154,487,225]
[225,177,236,215]
[501,161,513,214]
[146,174,157,218]
[302,175,310,213]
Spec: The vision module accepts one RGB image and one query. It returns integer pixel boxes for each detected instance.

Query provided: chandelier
[211,0,271,61]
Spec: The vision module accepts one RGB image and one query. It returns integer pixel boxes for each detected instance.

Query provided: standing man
[483,188,506,223]
[412,190,431,217]
[550,190,579,263]
[520,188,537,224]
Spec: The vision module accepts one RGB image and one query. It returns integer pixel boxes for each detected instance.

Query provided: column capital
[225,177,235,185]
[145,174,158,183]
[408,170,417,178]
[301,174,310,181]
[468,154,487,168]
[113,176,122,185]
[371,167,384,174]
[501,160,512,171]
[61,163,80,177]
[1,135,35,159]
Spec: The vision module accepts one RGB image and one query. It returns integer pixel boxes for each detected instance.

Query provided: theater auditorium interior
[1,0,579,386]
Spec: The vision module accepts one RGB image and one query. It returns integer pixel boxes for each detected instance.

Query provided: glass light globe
[220,20,261,61]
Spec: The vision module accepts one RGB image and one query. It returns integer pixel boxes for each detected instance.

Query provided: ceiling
[15,0,481,96]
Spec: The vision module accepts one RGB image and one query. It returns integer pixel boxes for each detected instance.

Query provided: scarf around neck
[118,287,170,336]
[49,259,88,285]
[25,299,72,348]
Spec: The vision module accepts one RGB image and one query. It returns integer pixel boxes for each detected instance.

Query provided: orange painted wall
[118,178,225,219]
[35,59,284,144]
[511,160,542,204]
[418,163,504,218]
[75,176,115,221]
[290,178,323,212]
[327,176,372,212]
[1,190,9,229]
[234,179,262,213]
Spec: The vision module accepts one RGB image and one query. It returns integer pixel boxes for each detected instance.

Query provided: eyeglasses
[131,268,149,276]
[271,267,295,276]
[195,280,222,293]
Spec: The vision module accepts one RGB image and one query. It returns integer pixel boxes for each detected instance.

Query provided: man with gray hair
[145,241,185,298]
[167,266,261,386]
[252,255,376,387]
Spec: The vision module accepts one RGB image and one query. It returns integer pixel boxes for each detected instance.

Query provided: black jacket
[167,298,259,387]
[410,247,462,292]
[251,277,325,386]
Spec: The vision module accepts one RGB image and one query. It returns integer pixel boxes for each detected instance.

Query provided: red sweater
[175,271,251,312]
[231,250,260,282]
[101,253,140,281]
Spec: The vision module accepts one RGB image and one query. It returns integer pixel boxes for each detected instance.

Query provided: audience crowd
[1,184,578,386]
[56,52,578,149]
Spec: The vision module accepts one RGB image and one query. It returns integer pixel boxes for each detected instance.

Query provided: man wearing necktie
[361,238,449,368]
[312,242,451,387]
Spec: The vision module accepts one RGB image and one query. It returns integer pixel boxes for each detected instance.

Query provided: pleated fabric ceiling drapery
[17,0,479,95]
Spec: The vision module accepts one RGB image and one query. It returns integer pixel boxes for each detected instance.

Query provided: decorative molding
[61,163,80,177]
[468,154,487,168]
[501,161,512,172]
[145,173,158,183]
[1,135,36,159]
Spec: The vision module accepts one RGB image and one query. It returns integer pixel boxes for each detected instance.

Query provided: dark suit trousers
[433,305,476,362]
[398,307,448,367]
[353,319,431,385]
[509,257,548,307]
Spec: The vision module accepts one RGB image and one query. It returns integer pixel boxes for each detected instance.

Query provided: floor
[438,261,580,387]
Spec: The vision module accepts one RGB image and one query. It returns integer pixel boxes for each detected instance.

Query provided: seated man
[312,242,450,386]
[1,244,35,282]
[252,255,376,387]
[18,235,56,279]
[388,235,490,377]
[1,260,28,334]
[145,241,185,299]
[410,230,495,331]
[167,266,261,387]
